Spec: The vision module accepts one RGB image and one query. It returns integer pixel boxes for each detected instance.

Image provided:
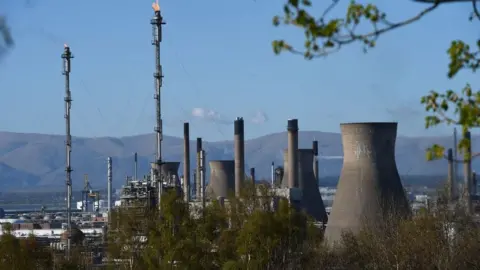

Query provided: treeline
[2,185,480,269]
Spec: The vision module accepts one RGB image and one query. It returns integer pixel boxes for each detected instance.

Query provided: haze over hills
[0,130,475,191]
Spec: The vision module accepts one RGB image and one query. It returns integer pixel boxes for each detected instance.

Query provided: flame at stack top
[152,1,160,12]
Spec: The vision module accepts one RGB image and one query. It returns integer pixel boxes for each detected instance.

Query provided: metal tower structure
[151,1,165,169]
[61,44,74,258]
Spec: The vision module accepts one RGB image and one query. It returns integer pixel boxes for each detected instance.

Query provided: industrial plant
[1,1,480,268]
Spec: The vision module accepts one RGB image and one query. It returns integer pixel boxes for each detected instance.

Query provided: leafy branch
[272,0,441,59]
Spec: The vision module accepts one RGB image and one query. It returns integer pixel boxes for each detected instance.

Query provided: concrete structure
[281,149,328,223]
[234,117,245,197]
[206,160,235,198]
[157,162,180,185]
[325,122,410,245]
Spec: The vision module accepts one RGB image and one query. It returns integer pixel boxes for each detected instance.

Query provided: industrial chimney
[107,157,112,213]
[183,122,191,202]
[287,119,299,188]
[324,122,410,246]
[312,140,319,182]
[196,138,202,200]
[281,149,328,223]
[206,160,235,198]
[234,117,245,197]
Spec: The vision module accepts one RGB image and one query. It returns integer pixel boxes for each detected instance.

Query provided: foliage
[273,0,480,160]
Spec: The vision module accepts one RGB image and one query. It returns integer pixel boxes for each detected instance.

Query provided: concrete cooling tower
[324,122,410,245]
[281,149,328,223]
[206,160,235,198]
[152,162,181,186]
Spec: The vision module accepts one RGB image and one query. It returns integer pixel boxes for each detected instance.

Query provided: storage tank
[324,122,410,245]
[206,160,235,198]
[281,149,328,223]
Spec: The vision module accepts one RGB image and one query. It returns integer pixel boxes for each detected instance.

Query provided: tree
[272,0,480,157]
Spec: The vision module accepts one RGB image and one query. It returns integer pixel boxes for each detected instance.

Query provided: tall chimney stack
[234,117,245,197]
[134,152,138,181]
[61,44,74,259]
[196,138,202,200]
[107,157,113,213]
[250,167,256,185]
[447,148,454,202]
[473,171,477,195]
[271,162,275,187]
[200,150,206,209]
[313,140,319,183]
[183,122,191,202]
[287,119,299,188]
[464,131,472,214]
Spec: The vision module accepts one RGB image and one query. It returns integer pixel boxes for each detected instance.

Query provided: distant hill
[0,130,474,190]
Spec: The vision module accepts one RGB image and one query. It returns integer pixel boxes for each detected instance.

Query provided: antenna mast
[61,44,74,259]
[151,1,165,168]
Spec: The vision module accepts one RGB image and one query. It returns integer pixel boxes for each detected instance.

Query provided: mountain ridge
[0,130,474,190]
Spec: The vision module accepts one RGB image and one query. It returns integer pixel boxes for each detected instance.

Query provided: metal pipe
[61,44,74,259]
[196,138,202,200]
[234,117,245,197]
[473,171,477,196]
[454,128,458,195]
[287,119,299,188]
[107,157,112,213]
[183,122,191,202]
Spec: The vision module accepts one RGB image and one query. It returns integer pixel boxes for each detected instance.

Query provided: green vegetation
[1,188,479,269]
[272,0,480,158]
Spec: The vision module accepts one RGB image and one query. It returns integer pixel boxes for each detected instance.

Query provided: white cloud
[251,111,268,124]
[191,107,229,124]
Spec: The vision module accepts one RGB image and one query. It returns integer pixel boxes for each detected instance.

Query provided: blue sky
[0,0,478,141]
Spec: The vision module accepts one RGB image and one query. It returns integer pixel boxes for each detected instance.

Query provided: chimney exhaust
[183,122,191,202]
[287,119,299,188]
[234,117,245,197]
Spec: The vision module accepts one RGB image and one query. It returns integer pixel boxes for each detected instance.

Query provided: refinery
[1,1,480,269]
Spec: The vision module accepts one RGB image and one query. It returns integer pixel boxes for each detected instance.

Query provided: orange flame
[152,0,160,11]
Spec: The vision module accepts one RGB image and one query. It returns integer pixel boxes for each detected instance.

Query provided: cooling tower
[324,122,410,245]
[281,149,328,223]
[151,162,181,186]
[206,160,235,198]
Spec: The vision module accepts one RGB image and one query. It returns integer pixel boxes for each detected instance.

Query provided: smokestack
[447,148,454,202]
[473,171,477,195]
[250,168,256,185]
[196,138,202,201]
[234,117,245,197]
[313,140,319,183]
[271,162,275,187]
[325,122,410,246]
[151,2,165,169]
[200,150,206,209]
[454,128,458,193]
[464,131,472,214]
[183,122,191,202]
[61,44,74,259]
[134,152,138,181]
[287,119,299,188]
[107,157,113,213]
